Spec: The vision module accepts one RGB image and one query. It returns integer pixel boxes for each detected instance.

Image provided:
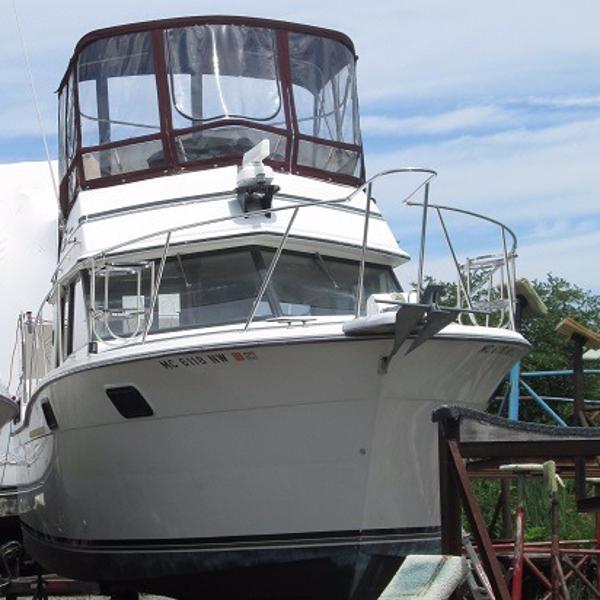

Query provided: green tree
[520,274,600,420]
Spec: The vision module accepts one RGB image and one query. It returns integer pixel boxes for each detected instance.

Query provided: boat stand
[434,406,600,599]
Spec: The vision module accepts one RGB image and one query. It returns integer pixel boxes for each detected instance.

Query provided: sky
[1,0,599,291]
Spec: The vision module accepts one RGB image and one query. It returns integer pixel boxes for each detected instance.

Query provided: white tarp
[0,161,58,394]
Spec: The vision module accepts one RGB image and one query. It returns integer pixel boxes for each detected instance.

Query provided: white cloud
[525,95,600,109]
[367,116,600,224]
[362,105,513,136]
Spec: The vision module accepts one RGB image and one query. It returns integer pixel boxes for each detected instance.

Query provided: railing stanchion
[143,232,171,342]
[356,182,373,317]
[245,207,299,331]
[436,208,474,315]
[416,182,430,302]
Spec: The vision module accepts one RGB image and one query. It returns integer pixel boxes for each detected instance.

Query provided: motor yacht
[4,16,528,599]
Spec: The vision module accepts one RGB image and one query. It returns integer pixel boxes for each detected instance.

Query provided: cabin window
[262,250,399,316]
[61,285,72,361]
[146,249,272,332]
[71,278,88,352]
[86,248,400,341]
[61,276,89,359]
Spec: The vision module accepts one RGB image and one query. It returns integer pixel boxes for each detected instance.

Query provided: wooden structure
[435,406,600,599]
[556,318,600,427]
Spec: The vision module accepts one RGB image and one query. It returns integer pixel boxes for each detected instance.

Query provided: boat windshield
[58,18,363,215]
[87,248,400,339]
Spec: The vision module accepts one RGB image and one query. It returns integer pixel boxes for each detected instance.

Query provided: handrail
[32,167,436,331]
[20,164,522,403]
[83,167,438,266]
[406,199,518,328]
[404,200,518,256]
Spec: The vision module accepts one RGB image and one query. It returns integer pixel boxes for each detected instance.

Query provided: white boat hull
[16,331,527,597]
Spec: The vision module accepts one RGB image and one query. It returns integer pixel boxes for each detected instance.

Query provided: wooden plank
[556,317,600,350]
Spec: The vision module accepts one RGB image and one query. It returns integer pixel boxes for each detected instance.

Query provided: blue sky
[1,0,599,290]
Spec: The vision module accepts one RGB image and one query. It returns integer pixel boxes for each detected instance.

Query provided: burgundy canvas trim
[172,120,288,138]
[293,165,363,188]
[59,176,70,215]
[296,134,361,152]
[177,156,287,173]
[151,30,178,169]
[80,164,173,190]
[277,30,297,173]
[58,15,356,91]
[80,132,163,154]
[61,155,79,214]
[79,157,291,192]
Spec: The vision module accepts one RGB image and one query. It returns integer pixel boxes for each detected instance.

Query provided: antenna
[11,0,60,207]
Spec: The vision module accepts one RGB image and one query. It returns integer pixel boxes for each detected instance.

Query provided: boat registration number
[158,351,258,370]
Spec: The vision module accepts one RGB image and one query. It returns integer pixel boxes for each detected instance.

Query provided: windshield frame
[57,16,364,217]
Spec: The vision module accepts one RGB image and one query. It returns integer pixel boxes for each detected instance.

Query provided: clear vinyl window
[165,25,283,125]
[78,31,160,146]
[289,32,360,145]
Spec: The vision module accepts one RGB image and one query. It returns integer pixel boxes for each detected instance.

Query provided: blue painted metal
[497,384,510,417]
[521,369,600,378]
[508,362,521,420]
[519,379,568,427]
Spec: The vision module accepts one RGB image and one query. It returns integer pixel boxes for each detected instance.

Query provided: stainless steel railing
[20,166,519,403]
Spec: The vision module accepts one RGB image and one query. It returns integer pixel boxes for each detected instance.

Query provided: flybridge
[57,16,364,217]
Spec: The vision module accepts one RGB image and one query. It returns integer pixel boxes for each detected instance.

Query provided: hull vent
[106,386,154,418]
[41,400,59,430]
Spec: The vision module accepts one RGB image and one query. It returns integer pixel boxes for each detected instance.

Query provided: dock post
[573,333,587,426]
[438,417,461,556]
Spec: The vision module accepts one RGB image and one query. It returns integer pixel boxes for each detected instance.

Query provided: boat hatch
[57,17,364,215]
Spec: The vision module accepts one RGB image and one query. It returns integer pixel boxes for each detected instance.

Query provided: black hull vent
[106,386,154,418]
[41,400,59,430]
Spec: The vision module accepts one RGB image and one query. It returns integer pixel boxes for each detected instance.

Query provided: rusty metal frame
[435,406,600,600]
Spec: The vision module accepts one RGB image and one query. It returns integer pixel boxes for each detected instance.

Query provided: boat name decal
[159,351,258,370]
